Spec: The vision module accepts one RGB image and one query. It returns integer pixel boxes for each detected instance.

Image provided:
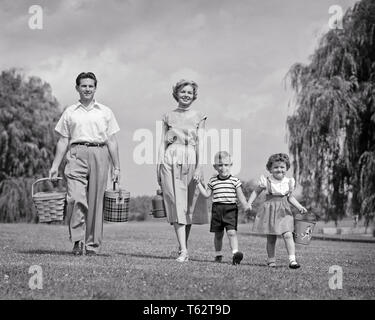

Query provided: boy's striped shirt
[207,175,242,203]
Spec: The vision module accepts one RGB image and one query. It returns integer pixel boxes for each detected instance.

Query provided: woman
[157,79,209,262]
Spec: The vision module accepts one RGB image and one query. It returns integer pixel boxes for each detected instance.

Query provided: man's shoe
[267,262,277,268]
[232,251,243,265]
[85,249,97,256]
[214,255,223,263]
[72,241,84,255]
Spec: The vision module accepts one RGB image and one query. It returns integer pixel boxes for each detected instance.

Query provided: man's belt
[71,142,106,147]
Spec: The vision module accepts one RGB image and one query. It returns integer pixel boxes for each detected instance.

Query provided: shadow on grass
[117,252,275,267]
[18,249,111,257]
[117,252,175,261]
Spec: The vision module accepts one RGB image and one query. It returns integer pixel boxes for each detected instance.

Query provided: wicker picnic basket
[32,177,67,223]
[103,181,130,222]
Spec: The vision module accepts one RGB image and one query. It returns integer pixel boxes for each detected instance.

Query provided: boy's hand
[248,202,253,211]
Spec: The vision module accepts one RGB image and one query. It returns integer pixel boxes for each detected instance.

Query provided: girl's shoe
[176,251,189,263]
[289,261,301,269]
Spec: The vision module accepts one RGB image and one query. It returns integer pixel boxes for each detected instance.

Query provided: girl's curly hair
[172,79,198,102]
[266,153,291,171]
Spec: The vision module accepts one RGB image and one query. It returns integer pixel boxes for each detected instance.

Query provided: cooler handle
[112,181,125,205]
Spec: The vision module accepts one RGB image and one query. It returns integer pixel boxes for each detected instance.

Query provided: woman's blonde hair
[172,79,198,102]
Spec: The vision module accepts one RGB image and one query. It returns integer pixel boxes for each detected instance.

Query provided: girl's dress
[160,108,209,225]
[252,175,295,235]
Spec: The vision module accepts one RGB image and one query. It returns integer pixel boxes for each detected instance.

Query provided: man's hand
[49,166,59,180]
[112,167,120,182]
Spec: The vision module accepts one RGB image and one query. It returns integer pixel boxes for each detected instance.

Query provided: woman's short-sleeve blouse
[258,175,295,196]
[162,109,207,146]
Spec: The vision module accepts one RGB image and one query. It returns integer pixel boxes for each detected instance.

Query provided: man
[49,72,121,255]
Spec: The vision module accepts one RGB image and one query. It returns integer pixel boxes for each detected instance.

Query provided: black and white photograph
[0,0,374,310]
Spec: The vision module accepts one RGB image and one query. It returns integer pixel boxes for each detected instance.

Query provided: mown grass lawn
[0,221,374,300]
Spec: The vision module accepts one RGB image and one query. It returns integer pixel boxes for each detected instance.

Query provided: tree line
[287,0,375,230]
[1,0,374,227]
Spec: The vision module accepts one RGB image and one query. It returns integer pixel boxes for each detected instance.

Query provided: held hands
[244,203,251,212]
[193,168,202,183]
[248,202,253,211]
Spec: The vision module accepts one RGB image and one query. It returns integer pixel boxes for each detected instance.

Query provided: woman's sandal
[176,251,189,263]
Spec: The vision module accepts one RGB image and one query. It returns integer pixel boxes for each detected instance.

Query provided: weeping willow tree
[287,0,375,225]
[0,69,61,222]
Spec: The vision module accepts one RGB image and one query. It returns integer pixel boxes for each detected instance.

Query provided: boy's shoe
[72,241,84,255]
[176,251,189,263]
[232,251,243,265]
[214,255,223,263]
[289,261,301,269]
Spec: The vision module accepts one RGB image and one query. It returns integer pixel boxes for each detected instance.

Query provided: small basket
[32,177,67,223]
[103,181,130,222]
[293,212,316,245]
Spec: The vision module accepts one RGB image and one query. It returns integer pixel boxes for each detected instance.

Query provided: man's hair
[76,72,97,87]
[214,151,232,164]
[266,153,290,171]
[172,79,198,102]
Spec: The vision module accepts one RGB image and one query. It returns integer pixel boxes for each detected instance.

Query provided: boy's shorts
[210,202,238,232]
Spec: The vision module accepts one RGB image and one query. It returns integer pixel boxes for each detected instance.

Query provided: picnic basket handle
[32,177,63,197]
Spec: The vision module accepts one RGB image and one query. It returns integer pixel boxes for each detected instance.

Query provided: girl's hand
[299,206,307,214]
[248,202,253,211]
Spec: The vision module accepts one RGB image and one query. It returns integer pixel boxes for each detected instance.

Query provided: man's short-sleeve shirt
[55,101,120,144]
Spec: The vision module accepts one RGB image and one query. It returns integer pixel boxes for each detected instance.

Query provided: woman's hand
[193,168,202,183]
[157,164,162,187]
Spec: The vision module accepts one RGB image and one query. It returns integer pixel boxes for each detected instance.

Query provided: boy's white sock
[289,255,296,262]
[232,249,238,254]
[215,251,223,256]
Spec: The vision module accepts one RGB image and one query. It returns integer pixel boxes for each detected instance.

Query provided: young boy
[197,151,250,265]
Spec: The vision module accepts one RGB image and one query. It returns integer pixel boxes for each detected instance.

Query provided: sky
[0,0,358,196]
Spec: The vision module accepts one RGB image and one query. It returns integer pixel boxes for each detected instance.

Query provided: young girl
[248,153,307,269]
